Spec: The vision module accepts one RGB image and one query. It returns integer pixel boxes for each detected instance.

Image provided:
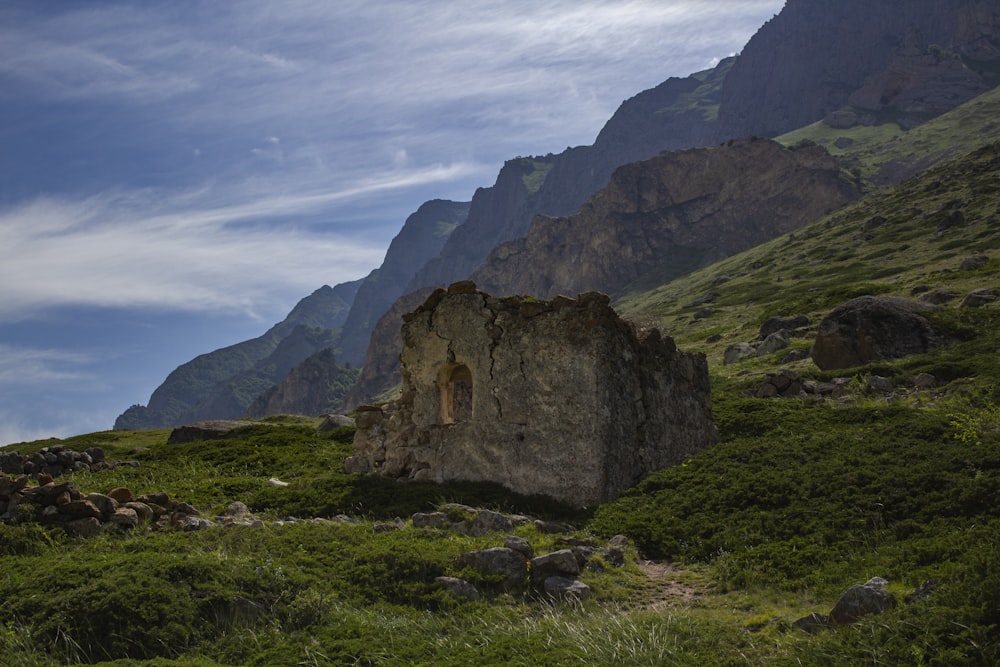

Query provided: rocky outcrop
[0,474,210,535]
[166,420,266,444]
[337,200,469,366]
[245,348,358,418]
[346,284,715,507]
[471,139,858,299]
[116,282,361,430]
[811,296,941,370]
[718,0,1000,139]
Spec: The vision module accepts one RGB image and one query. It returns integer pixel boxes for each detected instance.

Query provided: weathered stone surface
[457,548,527,590]
[724,342,756,365]
[435,576,480,602]
[755,369,804,399]
[544,576,592,600]
[867,375,894,395]
[959,255,989,271]
[348,285,715,507]
[530,549,580,585]
[106,487,134,503]
[108,508,139,530]
[65,517,102,537]
[959,288,997,308]
[757,330,791,357]
[59,500,103,519]
[811,296,940,370]
[760,315,810,339]
[86,493,118,519]
[829,579,896,625]
[504,536,535,560]
[317,414,356,431]
[913,373,937,390]
[125,501,155,524]
[918,288,960,304]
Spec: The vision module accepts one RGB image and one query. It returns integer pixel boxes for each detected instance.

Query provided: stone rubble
[0,446,139,479]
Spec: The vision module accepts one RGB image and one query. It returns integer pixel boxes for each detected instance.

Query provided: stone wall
[346,282,716,507]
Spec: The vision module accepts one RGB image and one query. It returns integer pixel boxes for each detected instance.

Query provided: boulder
[757,330,791,357]
[724,342,757,365]
[760,315,810,339]
[435,576,480,602]
[504,535,535,560]
[543,576,592,600]
[65,517,102,538]
[318,414,356,431]
[810,296,939,370]
[918,288,960,305]
[959,288,997,308]
[959,255,989,271]
[829,578,896,625]
[530,549,580,585]
[457,547,527,590]
[167,420,260,444]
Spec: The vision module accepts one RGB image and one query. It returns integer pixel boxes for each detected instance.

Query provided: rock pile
[0,445,138,478]
[0,472,211,536]
[724,314,811,365]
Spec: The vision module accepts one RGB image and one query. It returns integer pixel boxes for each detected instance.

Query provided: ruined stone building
[345,282,716,507]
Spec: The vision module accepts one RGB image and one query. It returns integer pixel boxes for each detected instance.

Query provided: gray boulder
[757,330,791,357]
[544,576,592,600]
[530,549,580,585]
[811,296,939,371]
[760,315,809,339]
[724,342,756,365]
[829,578,896,625]
[457,547,527,590]
[959,288,997,308]
[435,576,480,602]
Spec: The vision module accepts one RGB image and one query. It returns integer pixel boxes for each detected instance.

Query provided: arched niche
[439,363,473,424]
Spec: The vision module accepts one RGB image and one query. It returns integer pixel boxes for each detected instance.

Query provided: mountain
[245,348,360,419]
[337,199,469,367]
[114,281,360,429]
[345,0,1000,407]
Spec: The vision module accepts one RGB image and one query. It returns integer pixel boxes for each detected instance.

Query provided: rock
[224,501,251,518]
[918,288,960,304]
[457,548,527,590]
[760,315,810,339]
[173,502,200,516]
[348,286,716,507]
[108,508,139,530]
[959,255,989,271]
[59,500,103,520]
[684,293,718,309]
[867,375,894,395]
[533,520,574,535]
[504,535,535,560]
[811,296,940,370]
[913,373,937,389]
[530,549,580,585]
[792,612,830,633]
[435,576,480,602]
[959,288,997,308]
[85,447,105,464]
[266,478,290,487]
[724,342,757,365]
[829,580,896,625]
[755,369,803,399]
[106,487,134,503]
[125,501,155,524]
[412,511,451,529]
[544,576,592,600]
[173,515,215,532]
[757,330,791,356]
[0,452,24,475]
[466,509,514,537]
[86,493,118,519]
[65,517,102,537]
[317,414,356,431]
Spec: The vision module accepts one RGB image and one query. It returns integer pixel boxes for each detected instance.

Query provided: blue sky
[0,0,784,444]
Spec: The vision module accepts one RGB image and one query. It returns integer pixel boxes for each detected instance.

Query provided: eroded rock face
[346,283,716,508]
[810,296,940,371]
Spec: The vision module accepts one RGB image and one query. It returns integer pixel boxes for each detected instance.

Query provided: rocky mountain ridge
[119,0,1000,424]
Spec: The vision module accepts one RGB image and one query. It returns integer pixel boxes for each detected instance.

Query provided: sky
[0,0,785,445]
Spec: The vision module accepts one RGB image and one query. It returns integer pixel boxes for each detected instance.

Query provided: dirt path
[637,560,703,610]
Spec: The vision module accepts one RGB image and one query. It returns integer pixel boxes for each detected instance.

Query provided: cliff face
[471,139,859,299]
[717,0,999,138]
[337,199,469,366]
[114,282,359,429]
[245,348,358,419]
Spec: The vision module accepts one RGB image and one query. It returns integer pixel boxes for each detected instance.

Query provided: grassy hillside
[4,100,1000,667]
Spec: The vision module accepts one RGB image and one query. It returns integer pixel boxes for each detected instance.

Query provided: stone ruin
[345,282,717,507]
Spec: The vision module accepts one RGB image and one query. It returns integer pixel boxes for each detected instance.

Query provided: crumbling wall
[346,282,715,507]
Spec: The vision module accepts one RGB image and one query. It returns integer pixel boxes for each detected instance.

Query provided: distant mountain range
[116,0,1000,428]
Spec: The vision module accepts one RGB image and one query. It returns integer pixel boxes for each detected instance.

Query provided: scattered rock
[959,255,989,271]
[683,292,718,309]
[918,288,960,304]
[724,342,757,365]
[530,549,580,585]
[867,375,894,395]
[811,296,940,370]
[792,612,830,633]
[755,369,804,399]
[504,535,535,560]
[544,576,592,600]
[760,315,810,339]
[912,373,937,389]
[435,576,480,602]
[266,478,290,487]
[959,288,997,308]
[317,414,356,431]
[757,330,791,357]
[457,548,527,590]
[905,579,938,604]
[829,578,896,625]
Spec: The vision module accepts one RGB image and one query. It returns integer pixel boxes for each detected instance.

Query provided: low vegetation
[3,88,1000,667]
